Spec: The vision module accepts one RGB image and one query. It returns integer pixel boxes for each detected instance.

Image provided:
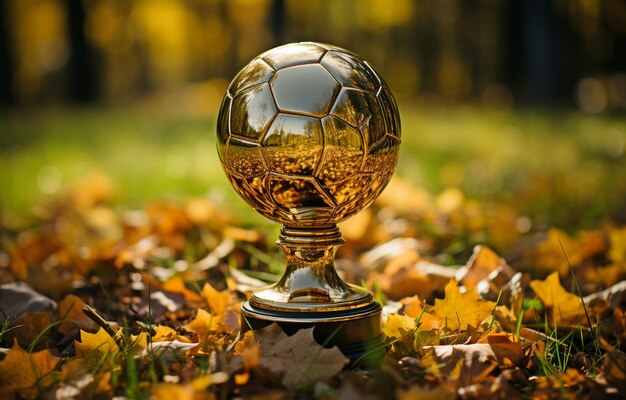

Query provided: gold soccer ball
[217,42,400,227]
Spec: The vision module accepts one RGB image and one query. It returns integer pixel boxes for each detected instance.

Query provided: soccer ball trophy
[217,42,400,361]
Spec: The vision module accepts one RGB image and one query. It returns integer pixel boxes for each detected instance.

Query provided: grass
[1,105,625,232]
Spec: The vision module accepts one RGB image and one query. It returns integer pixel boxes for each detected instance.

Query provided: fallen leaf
[254,324,348,389]
[609,227,626,264]
[0,282,56,324]
[5,311,52,349]
[0,341,57,398]
[75,327,119,357]
[383,314,416,339]
[162,276,202,303]
[423,279,496,331]
[423,337,523,385]
[530,272,585,325]
[57,294,99,335]
[234,330,260,370]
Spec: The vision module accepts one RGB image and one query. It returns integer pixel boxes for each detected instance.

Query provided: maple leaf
[383,314,416,339]
[75,327,120,357]
[422,279,495,331]
[254,324,348,389]
[0,341,57,398]
[529,272,585,325]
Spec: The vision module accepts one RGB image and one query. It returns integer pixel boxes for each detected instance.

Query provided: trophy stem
[241,224,384,364]
[249,224,373,312]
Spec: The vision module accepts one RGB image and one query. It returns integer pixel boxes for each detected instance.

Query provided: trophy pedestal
[240,225,386,366]
[241,300,384,365]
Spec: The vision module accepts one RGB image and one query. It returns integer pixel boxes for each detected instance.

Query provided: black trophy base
[240,301,386,367]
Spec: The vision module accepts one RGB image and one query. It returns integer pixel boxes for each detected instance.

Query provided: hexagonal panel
[377,84,401,139]
[228,58,275,96]
[230,83,278,141]
[321,50,379,93]
[261,43,326,69]
[262,114,323,176]
[271,64,339,117]
[330,87,378,127]
[216,94,231,153]
[268,175,334,225]
[316,116,364,186]
[221,137,267,178]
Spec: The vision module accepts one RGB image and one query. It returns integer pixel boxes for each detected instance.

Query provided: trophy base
[241,300,385,367]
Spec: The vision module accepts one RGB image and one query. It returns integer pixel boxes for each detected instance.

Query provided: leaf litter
[0,175,625,399]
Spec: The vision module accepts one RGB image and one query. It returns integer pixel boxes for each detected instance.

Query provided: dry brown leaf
[0,341,57,398]
[423,336,523,385]
[254,324,348,389]
[5,311,52,349]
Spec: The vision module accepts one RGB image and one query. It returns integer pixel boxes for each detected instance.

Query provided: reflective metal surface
[217,42,400,316]
[217,42,400,228]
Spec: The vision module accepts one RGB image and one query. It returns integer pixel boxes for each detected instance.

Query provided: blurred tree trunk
[0,0,13,106]
[66,0,96,103]
[271,0,285,46]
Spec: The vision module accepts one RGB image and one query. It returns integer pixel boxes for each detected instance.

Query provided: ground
[0,106,625,399]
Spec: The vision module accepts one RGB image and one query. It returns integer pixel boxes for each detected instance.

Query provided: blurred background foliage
[0,0,625,233]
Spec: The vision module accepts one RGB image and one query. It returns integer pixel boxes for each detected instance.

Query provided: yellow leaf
[185,308,220,337]
[152,325,180,342]
[530,272,585,325]
[426,279,496,331]
[201,282,231,315]
[75,327,119,356]
[609,227,626,264]
[0,342,57,398]
[383,314,416,339]
[234,330,260,370]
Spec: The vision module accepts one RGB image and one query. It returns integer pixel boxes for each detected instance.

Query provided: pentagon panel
[377,84,401,139]
[271,64,339,117]
[216,94,231,153]
[261,42,326,69]
[317,116,364,186]
[262,114,323,176]
[268,175,335,225]
[230,83,277,142]
[321,50,379,93]
[228,58,274,96]
[221,138,267,178]
[330,87,377,127]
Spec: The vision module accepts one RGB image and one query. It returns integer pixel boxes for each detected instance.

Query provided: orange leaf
[0,341,57,398]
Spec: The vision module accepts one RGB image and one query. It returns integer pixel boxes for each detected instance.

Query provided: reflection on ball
[217,42,400,226]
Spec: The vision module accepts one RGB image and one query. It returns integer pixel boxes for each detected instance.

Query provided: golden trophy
[216,42,400,361]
